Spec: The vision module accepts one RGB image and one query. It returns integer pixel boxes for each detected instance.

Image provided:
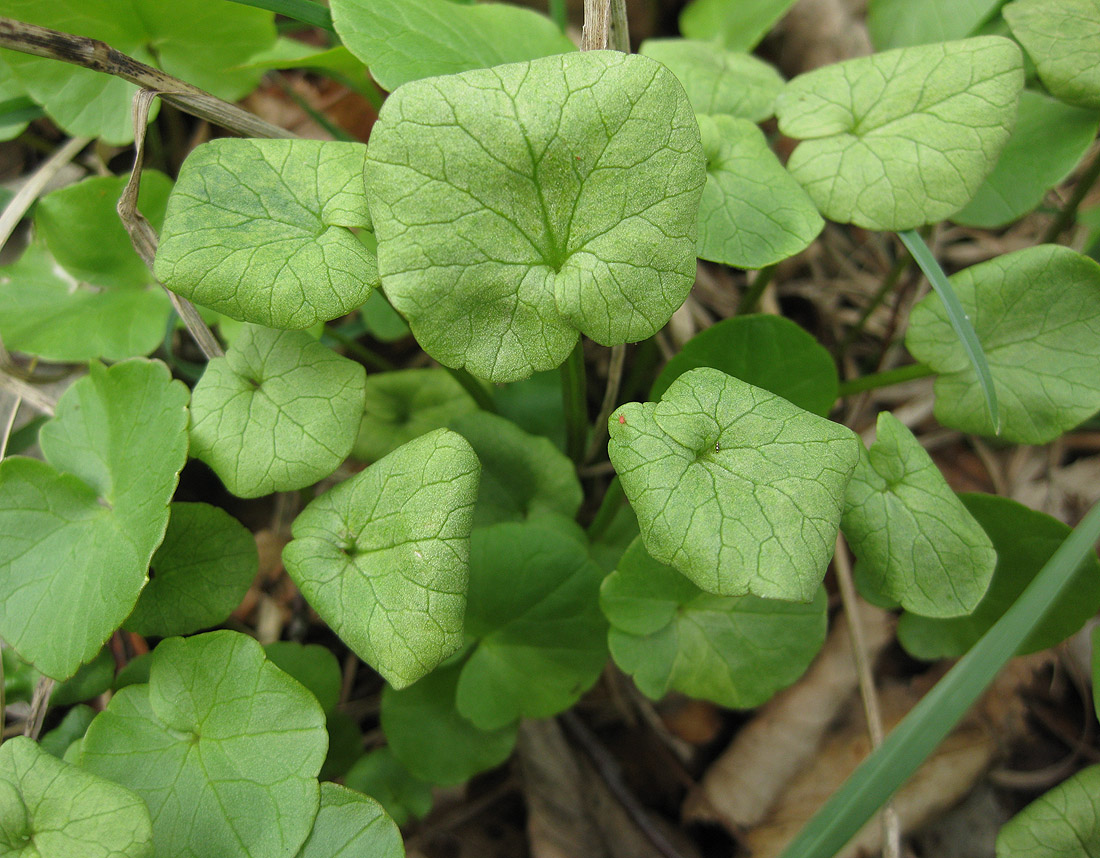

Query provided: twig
[560,711,688,858]
[1043,144,1100,244]
[120,89,224,360]
[608,0,630,52]
[736,264,775,315]
[833,534,902,858]
[581,0,610,51]
[0,371,54,417]
[0,17,292,140]
[584,342,625,462]
[23,675,55,740]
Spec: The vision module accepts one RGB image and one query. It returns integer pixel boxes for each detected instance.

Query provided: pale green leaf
[776,37,1024,230]
[381,659,517,786]
[283,429,480,689]
[0,0,275,144]
[450,411,582,527]
[996,765,1100,858]
[867,0,1002,49]
[344,747,434,826]
[331,0,574,91]
[353,368,476,463]
[651,314,839,416]
[295,783,403,858]
[602,537,827,708]
[639,39,784,121]
[0,736,153,858]
[696,115,823,268]
[842,412,995,617]
[898,494,1100,659]
[608,367,859,600]
[155,138,377,330]
[905,245,1100,444]
[455,522,607,730]
[367,51,706,382]
[1005,0,1100,110]
[953,91,1100,228]
[679,0,799,51]
[263,642,342,713]
[0,360,188,679]
[81,632,326,858]
[189,325,367,498]
[124,502,258,637]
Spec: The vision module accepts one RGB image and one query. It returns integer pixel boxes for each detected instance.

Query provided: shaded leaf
[38,704,96,759]
[867,0,1002,49]
[344,747,434,826]
[50,647,115,707]
[679,0,800,51]
[264,641,343,713]
[1004,0,1100,110]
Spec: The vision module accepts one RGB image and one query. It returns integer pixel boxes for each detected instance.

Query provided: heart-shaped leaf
[679,0,800,51]
[156,139,377,329]
[0,0,275,143]
[189,324,367,498]
[651,314,839,415]
[81,631,327,858]
[842,412,996,617]
[906,245,1100,444]
[283,429,480,688]
[1004,0,1100,110]
[367,50,706,381]
[695,114,823,269]
[0,360,189,679]
[331,0,575,92]
[639,39,784,121]
[776,37,1024,230]
[353,368,477,463]
[124,502,258,637]
[294,783,403,858]
[455,522,607,730]
[602,537,827,708]
[608,367,859,600]
[0,736,153,858]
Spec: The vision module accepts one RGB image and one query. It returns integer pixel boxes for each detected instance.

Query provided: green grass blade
[898,229,1000,432]
[225,0,334,31]
[779,498,1100,858]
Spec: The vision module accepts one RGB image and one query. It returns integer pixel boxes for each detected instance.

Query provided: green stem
[736,264,775,315]
[838,363,935,397]
[586,476,624,541]
[585,343,626,463]
[549,0,568,32]
[1042,145,1100,244]
[323,326,396,371]
[270,73,354,141]
[446,368,497,414]
[780,498,1100,858]
[562,341,588,465]
[839,254,911,358]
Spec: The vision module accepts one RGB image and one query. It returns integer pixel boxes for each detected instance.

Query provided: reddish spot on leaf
[618,414,626,424]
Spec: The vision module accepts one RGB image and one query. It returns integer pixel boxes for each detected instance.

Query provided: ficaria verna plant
[1,0,1100,856]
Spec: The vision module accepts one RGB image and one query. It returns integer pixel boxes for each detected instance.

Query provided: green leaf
[0,240,173,363]
[0,360,188,679]
[124,502,258,637]
[602,537,827,708]
[867,0,1002,49]
[344,747,434,826]
[455,522,607,730]
[353,368,477,463]
[155,138,378,330]
[696,114,824,269]
[651,315,839,415]
[776,37,1024,230]
[381,659,517,786]
[842,413,996,617]
[50,647,115,706]
[608,367,859,600]
[495,370,567,451]
[449,411,582,528]
[2,648,39,703]
[898,494,1100,659]
[283,429,480,689]
[679,0,799,51]
[113,653,152,691]
[360,291,410,343]
[0,736,153,858]
[0,58,32,142]
[905,244,1100,444]
[294,782,403,858]
[1004,0,1100,110]
[81,631,327,858]
[996,764,1100,858]
[331,0,575,91]
[0,0,275,144]
[35,172,172,290]
[639,39,784,121]
[38,704,96,759]
[320,710,363,781]
[227,0,334,31]
[263,641,343,713]
[953,91,1100,228]
[189,325,367,498]
[367,51,706,382]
